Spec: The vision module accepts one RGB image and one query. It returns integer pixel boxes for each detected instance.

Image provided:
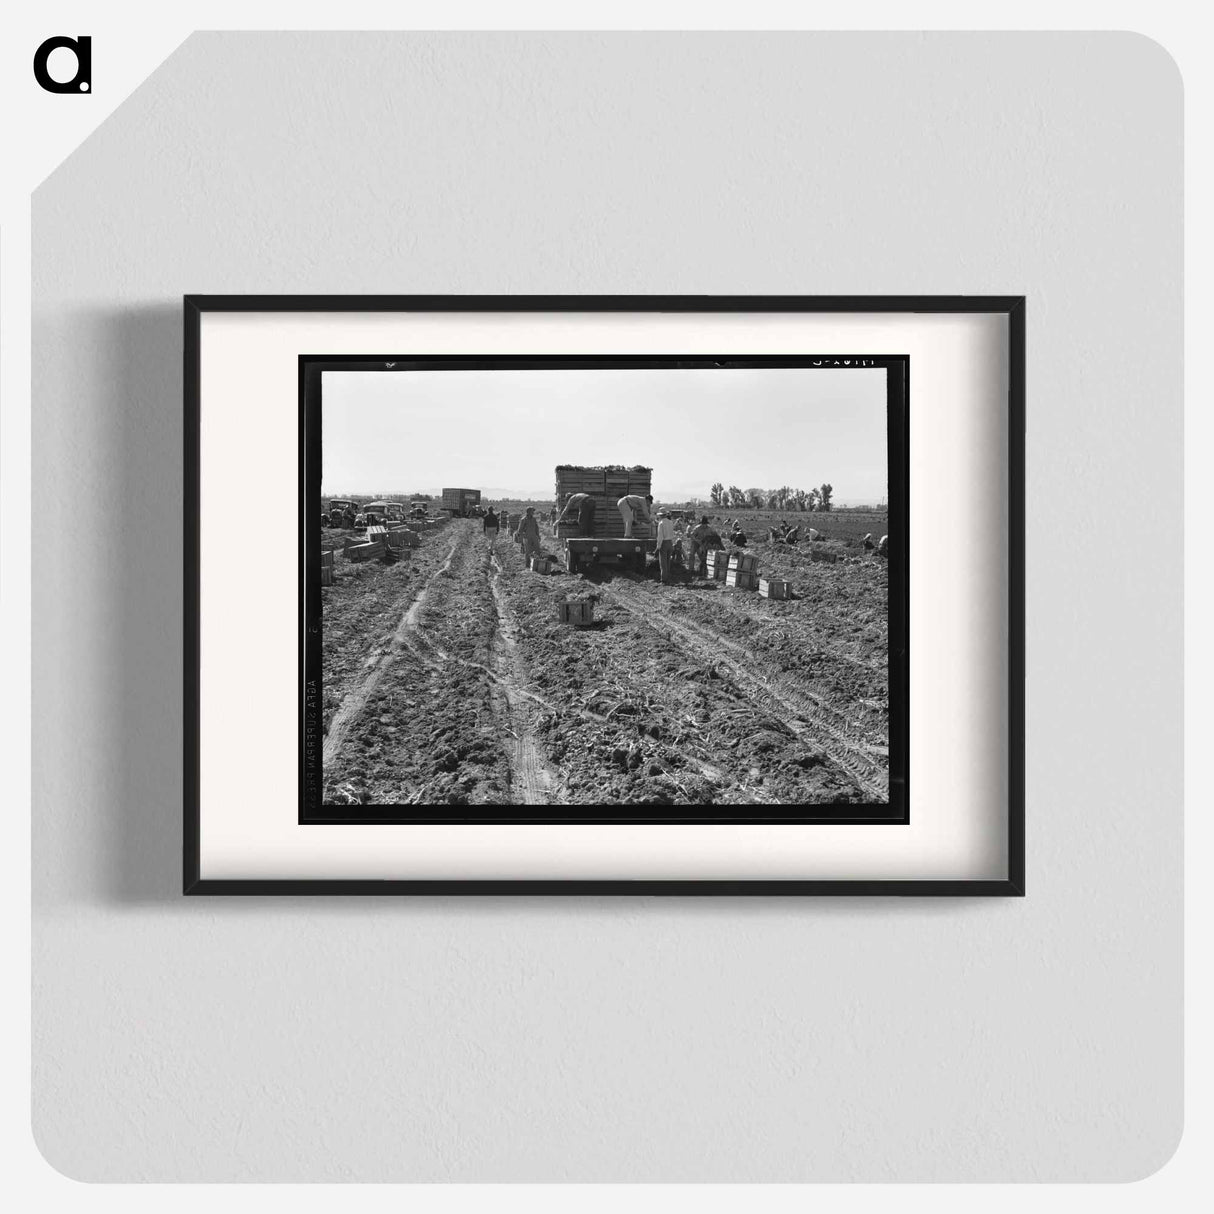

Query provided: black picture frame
[184,295,1025,896]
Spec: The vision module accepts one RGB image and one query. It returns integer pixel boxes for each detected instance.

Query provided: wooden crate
[558,599,594,626]
[726,570,759,591]
[320,549,335,568]
[808,548,839,564]
[706,550,729,580]
[320,565,334,586]
[759,578,790,600]
[346,541,386,562]
[530,556,555,574]
[728,552,760,574]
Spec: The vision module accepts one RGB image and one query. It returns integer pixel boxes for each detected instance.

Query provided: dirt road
[321,519,888,807]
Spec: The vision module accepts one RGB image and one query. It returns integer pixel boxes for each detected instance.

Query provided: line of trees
[708,482,834,511]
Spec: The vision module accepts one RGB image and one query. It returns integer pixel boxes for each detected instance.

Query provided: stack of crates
[726,552,760,590]
[706,549,730,581]
[320,549,335,586]
[553,465,653,540]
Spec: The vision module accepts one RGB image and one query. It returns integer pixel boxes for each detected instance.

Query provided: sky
[322,366,887,504]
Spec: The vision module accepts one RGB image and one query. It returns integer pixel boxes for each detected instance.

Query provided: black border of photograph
[300,354,908,824]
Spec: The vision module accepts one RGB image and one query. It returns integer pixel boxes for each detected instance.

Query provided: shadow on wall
[87,305,184,905]
[30,304,992,921]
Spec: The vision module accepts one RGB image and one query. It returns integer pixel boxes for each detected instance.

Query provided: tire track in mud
[486,548,560,803]
[599,576,889,802]
[321,530,463,768]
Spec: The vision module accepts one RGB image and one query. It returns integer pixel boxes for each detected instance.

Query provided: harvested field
[320,516,888,808]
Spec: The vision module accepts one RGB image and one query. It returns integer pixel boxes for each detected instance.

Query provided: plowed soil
[321,518,888,807]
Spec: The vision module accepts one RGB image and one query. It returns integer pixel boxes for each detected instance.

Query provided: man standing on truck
[556,491,597,537]
[618,493,653,538]
[517,507,543,562]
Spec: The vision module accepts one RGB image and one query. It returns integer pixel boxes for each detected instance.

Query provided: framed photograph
[185,296,1023,894]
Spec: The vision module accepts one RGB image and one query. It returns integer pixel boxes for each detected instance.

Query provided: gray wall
[32,32,1182,1181]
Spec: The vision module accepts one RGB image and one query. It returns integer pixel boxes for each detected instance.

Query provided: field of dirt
[320,514,888,808]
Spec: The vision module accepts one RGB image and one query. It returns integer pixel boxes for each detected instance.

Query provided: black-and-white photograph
[303,356,905,819]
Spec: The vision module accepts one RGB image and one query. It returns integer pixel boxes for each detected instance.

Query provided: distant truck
[553,465,652,574]
[326,499,356,527]
[354,500,398,527]
[441,487,482,517]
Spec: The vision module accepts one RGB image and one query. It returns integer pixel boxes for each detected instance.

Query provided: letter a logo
[34,36,92,94]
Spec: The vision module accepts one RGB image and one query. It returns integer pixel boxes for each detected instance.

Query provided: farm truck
[325,499,356,527]
[554,464,652,575]
[441,487,482,517]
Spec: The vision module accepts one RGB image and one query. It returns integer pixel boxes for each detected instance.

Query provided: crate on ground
[808,547,839,564]
[346,540,386,562]
[706,550,730,580]
[759,577,790,600]
[558,598,595,626]
[385,527,416,551]
[530,556,556,574]
[320,549,335,568]
[320,565,334,586]
[726,569,759,591]
[728,551,761,574]
[366,525,387,543]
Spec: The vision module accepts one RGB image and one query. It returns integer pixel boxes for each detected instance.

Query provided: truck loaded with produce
[553,464,654,574]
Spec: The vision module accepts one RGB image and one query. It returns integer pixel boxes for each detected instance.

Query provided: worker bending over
[688,515,724,577]
[556,492,597,537]
[617,493,654,538]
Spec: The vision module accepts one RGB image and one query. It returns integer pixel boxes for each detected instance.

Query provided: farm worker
[618,493,653,538]
[730,523,747,546]
[807,527,821,541]
[689,516,723,577]
[877,534,889,558]
[654,512,678,584]
[483,507,499,542]
[342,505,356,528]
[863,533,875,551]
[518,507,543,561]
[557,492,597,537]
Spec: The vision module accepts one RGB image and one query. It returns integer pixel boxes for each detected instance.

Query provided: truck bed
[562,536,649,574]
